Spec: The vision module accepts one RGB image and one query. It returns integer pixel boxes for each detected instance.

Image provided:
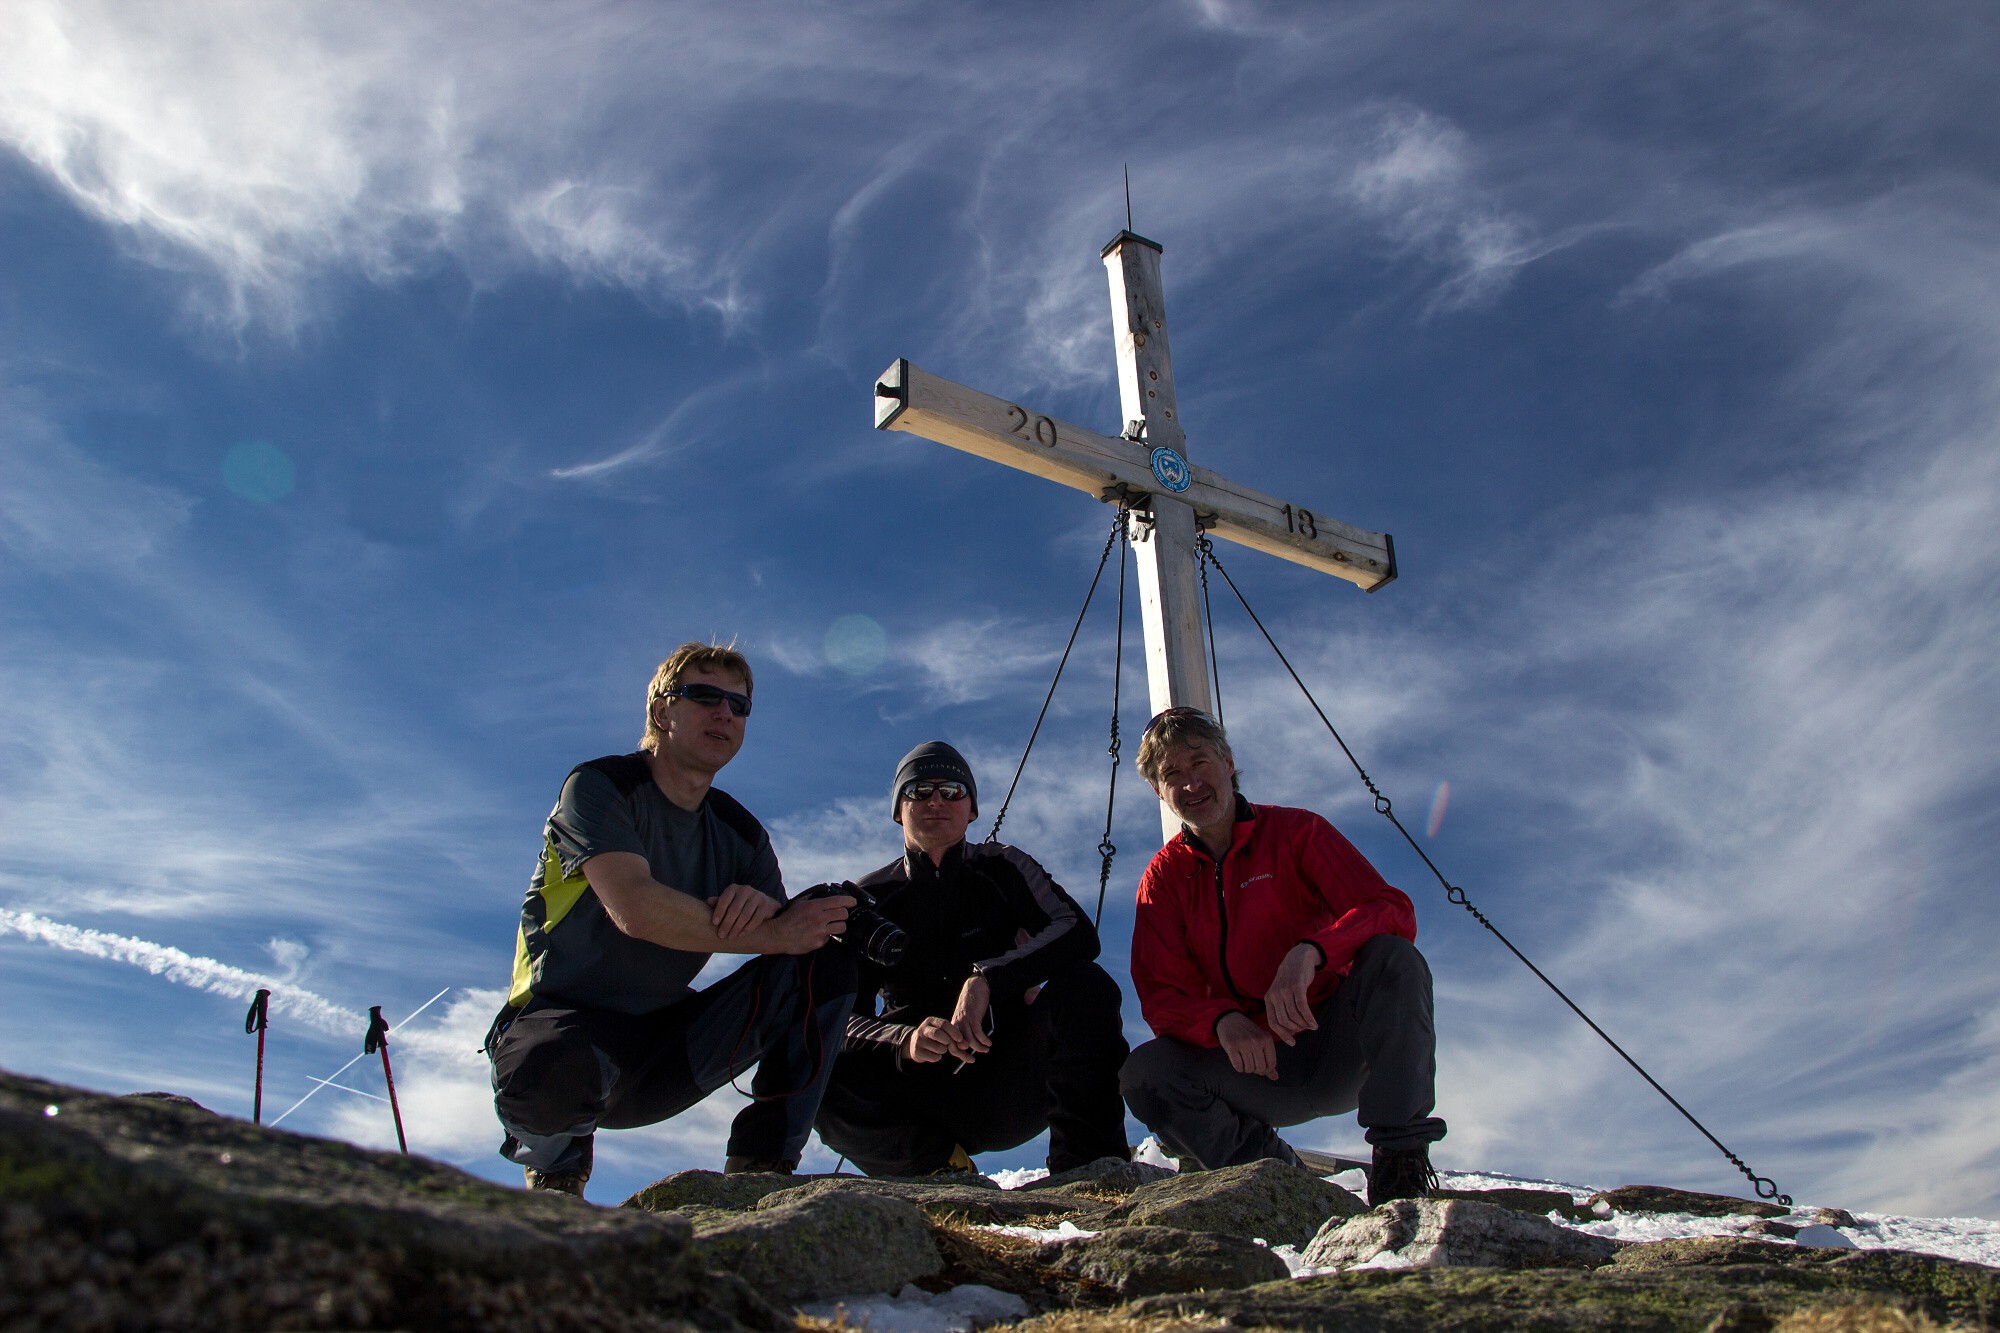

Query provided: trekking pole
[244,988,271,1124]
[363,1006,408,1154]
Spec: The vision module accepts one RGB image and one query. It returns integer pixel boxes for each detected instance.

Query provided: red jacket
[1131,798,1417,1048]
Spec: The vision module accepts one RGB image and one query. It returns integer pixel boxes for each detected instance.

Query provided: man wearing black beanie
[814,741,1132,1176]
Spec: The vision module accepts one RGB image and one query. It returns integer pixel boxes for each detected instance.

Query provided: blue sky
[3,0,1997,1215]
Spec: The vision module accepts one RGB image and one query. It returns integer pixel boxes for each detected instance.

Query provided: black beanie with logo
[890,740,978,822]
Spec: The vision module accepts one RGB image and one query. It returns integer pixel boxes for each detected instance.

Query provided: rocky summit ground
[4,1066,1996,1331]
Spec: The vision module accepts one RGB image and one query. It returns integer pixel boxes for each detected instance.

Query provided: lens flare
[221,441,296,503]
[1425,780,1450,839]
[824,613,887,676]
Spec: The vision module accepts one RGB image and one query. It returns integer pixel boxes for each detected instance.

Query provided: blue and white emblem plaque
[1149,446,1192,494]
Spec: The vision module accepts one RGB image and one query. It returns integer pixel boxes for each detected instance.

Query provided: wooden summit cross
[873,230,1396,838]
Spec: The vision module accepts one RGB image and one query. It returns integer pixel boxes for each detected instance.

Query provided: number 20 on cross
[1006,403,1059,449]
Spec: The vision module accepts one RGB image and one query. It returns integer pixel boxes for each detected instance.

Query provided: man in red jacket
[1120,708,1445,1205]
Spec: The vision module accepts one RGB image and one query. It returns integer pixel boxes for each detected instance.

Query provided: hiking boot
[913,1143,983,1179]
[723,1155,795,1175]
[523,1166,588,1198]
[1367,1145,1438,1207]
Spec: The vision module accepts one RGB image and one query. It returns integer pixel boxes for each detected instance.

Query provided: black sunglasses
[901,780,969,803]
[664,683,753,718]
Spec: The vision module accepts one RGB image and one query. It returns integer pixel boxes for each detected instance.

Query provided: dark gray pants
[488,947,857,1176]
[1120,934,1445,1170]
[816,960,1131,1176]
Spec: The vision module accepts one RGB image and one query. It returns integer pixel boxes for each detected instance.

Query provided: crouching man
[814,742,1131,1177]
[1120,708,1446,1206]
[486,642,857,1196]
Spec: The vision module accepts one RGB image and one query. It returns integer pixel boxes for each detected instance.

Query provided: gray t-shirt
[506,753,785,1015]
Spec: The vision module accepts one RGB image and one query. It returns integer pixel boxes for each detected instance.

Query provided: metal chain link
[1093,516,1131,928]
[1195,538,1791,1207]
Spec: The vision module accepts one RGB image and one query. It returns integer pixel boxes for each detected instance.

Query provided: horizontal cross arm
[873,359,1395,590]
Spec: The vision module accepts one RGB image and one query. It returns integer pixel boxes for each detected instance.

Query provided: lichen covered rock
[1030,1224,1289,1295]
[1020,1158,1175,1195]
[1586,1184,1788,1220]
[759,1176,1108,1227]
[1301,1197,1621,1271]
[623,1168,806,1215]
[1108,1158,1364,1248]
[0,1068,781,1331]
[692,1189,942,1302]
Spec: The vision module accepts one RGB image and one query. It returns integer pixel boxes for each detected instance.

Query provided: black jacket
[843,839,1098,1056]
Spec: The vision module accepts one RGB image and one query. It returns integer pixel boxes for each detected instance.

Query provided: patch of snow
[1792,1224,1857,1249]
[980,1159,2000,1280]
[1269,1242,1342,1278]
[799,1283,1029,1332]
[984,1219,1099,1243]
[1133,1136,1179,1170]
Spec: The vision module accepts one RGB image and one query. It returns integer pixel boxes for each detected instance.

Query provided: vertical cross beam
[1104,232,1213,836]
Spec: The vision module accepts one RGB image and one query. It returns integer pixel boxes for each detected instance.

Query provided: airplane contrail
[1,907,360,1033]
[0,908,475,1062]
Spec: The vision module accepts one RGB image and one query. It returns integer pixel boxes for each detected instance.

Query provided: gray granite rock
[757,1176,1108,1227]
[1108,1158,1365,1248]
[0,1068,781,1331]
[1030,1224,1290,1295]
[1435,1186,1589,1221]
[1302,1198,1622,1271]
[1584,1184,1787,1219]
[1017,1157,1175,1195]
[623,1168,811,1214]
[692,1190,942,1302]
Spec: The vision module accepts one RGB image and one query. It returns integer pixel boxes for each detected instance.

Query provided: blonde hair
[1136,708,1238,791]
[638,641,754,751]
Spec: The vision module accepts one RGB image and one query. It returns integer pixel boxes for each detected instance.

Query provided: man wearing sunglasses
[813,740,1132,1177]
[1120,708,1445,1206]
[486,642,859,1197]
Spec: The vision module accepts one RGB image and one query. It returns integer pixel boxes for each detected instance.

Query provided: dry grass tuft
[1771,1303,1951,1333]
[1011,1311,1278,1333]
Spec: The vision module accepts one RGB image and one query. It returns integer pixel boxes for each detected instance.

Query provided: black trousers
[815,959,1131,1176]
[1120,934,1445,1170]
[488,947,857,1176]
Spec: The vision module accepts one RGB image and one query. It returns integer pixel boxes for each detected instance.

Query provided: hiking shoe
[723,1155,795,1175]
[523,1166,588,1198]
[1367,1145,1438,1207]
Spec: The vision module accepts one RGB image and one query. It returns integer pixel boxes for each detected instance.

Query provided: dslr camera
[792,881,906,968]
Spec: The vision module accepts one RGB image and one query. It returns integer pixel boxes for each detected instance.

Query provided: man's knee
[1353,934,1432,988]
[492,1024,611,1130]
[1038,960,1125,1029]
[1120,1036,1193,1114]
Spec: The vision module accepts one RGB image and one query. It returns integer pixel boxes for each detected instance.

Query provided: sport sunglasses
[900,780,969,803]
[663,683,753,718]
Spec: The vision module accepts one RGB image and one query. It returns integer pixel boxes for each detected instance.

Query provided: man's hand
[1264,942,1322,1044]
[946,974,994,1063]
[708,883,778,941]
[761,892,853,956]
[903,1016,956,1064]
[1216,1010,1279,1080]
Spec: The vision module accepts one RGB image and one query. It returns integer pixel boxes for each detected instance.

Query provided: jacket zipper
[1210,842,1250,1002]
